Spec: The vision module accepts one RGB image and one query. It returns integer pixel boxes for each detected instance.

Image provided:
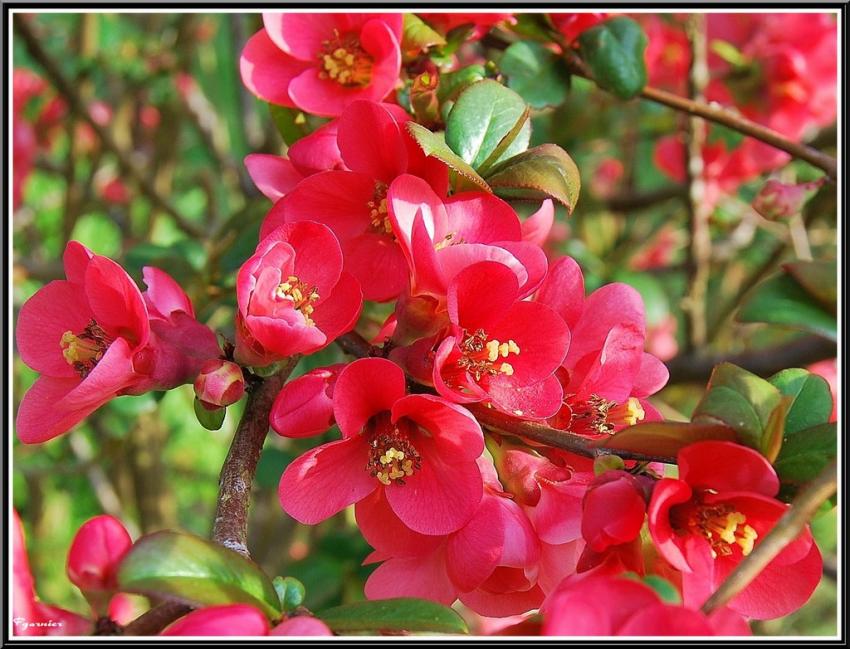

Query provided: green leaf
[737,272,837,341]
[437,64,487,103]
[484,144,581,212]
[596,421,737,459]
[783,259,837,312]
[500,41,570,109]
[401,14,446,57]
[691,363,788,461]
[773,422,836,488]
[642,575,682,605]
[193,397,225,431]
[593,454,625,475]
[317,598,468,635]
[444,79,531,170]
[578,17,648,99]
[768,368,833,435]
[273,576,306,613]
[117,531,281,618]
[269,104,309,146]
[406,122,491,193]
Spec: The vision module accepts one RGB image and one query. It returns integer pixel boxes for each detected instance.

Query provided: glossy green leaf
[784,259,837,312]
[117,531,281,618]
[773,422,836,487]
[500,41,570,108]
[193,397,225,431]
[401,14,446,58]
[768,368,833,435]
[642,575,682,605]
[445,79,531,170]
[406,122,491,193]
[578,17,648,99]
[595,421,737,460]
[437,64,487,103]
[691,363,788,461]
[317,598,468,635]
[737,272,837,341]
[273,576,306,613]
[484,144,581,213]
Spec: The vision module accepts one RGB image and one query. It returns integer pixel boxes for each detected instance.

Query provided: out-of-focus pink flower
[13,510,93,636]
[648,441,822,619]
[139,105,161,130]
[240,13,403,117]
[589,158,624,199]
[234,221,362,366]
[262,102,448,301]
[550,13,609,43]
[194,360,245,410]
[66,515,132,596]
[807,358,837,422]
[630,226,682,271]
[752,178,824,221]
[535,257,668,435]
[15,242,216,443]
[278,358,484,536]
[418,13,515,40]
[431,262,570,419]
[639,14,690,94]
[542,574,751,636]
[98,175,131,205]
[644,313,679,363]
[270,364,344,438]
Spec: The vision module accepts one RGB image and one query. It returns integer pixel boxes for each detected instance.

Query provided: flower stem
[212,356,300,557]
[700,459,836,615]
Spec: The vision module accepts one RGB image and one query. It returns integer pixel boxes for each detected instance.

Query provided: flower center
[560,394,645,435]
[679,502,758,559]
[366,418,421,486]
[317,30,373,87]
[456,328,520,382]
[60,319,113,378]
[275,275,320,326]
[367,182,393,236]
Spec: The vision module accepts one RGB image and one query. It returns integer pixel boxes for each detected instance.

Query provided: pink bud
[194,359,245,409]
[66,515,132,593]
[270,364,345,438]
[581,471,648,552]
[752,178,823,221]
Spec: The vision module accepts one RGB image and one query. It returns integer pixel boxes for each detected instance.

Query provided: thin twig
[14,16,205,238]
[701,459,837,615]
[122,602,192,636]
[212,357,301,557]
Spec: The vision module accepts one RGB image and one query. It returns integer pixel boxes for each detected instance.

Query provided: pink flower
[542,574,751,636]
[13,510,95,636]
[15,242,216,443]
[639,14,690,94]
[752,178,824,221]
[418,13,515,40]
[270,364,344,438]
[278,358,484,535]
[550,13,609,43]
[535,257,668,435]
[262,102,448,301]
[194,359,246,409]
[361,458,543,616]
[66,515,132,595]
[240,13,403,117]
[648,441,822,619]
[581,471,649,554]
[161,604,332,636]
[234,221,362,367]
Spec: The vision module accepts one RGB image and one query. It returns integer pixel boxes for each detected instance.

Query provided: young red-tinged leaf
[406,122,491,193]
[401,14,446,60]
[595,421,736,460]
[117,531,281,618]
[484,144,581,212]
[444,79,531,170]
[317,598,468,635]
[768,368,833,435]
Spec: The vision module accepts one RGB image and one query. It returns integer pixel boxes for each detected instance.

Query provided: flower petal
[244,154,304,202]
[333,358,406,438]
[240,29,308,107]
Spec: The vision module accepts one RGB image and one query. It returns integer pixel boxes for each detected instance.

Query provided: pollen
[60,319,113,378]
[686,503,759,559]
[275,275,320,326]
[564,394,646,436]
[317,30,374,87]
[367,182,393,236]
[455,329,521,383]
[367,425,421,487]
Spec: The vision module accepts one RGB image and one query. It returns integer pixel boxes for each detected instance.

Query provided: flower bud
[581,471,648,552]
[270,365,344,438]
[66,515,132,595]
[752,178,823,221]
[194,359,245,410]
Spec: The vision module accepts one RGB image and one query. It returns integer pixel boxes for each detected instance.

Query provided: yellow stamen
[317,31,373,87]
[275,274,320,326]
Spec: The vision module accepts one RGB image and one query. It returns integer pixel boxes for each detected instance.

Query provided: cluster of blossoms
[14,11,830,637]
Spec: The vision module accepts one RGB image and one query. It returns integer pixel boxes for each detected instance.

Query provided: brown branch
[122,601,192,636]
[604,185,687,211]
[212,357,300,557]
[334,332,676,465]
[14,16,205,238]
[666,335,836,384]
[701,459,837,615]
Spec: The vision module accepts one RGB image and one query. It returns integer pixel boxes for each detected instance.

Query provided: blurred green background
[12,13,836,635]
